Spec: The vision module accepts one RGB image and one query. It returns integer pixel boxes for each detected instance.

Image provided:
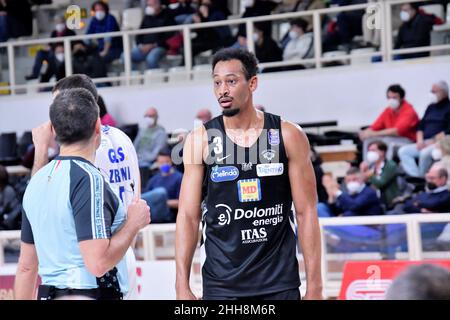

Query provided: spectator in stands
[253,22,283,71]
[0,0,32,42]
[322,0,367,53]
[311,148,328,203]
[436,136,450,186]
[232,0,278,49]
[25,15,76,81]
[0,165,20,230]
[359,84,420,161]
[141,149,183,222]
[38,43,66,85]
[283,18,314,69]
[170,0,197,24]
[276,0,326,28]
[191,0,233,57]
[98,95,117,127]
[196,108,212,123]
[318,167,383,217]
[388,163,450,214]
[386,264,450,300]
[398,81,450,177]
[71,42,109,81]
[360,140,400,209]
[86,1,123,64]
[394,2,434,60]
[134,107,168,184]
[131,0,176,70]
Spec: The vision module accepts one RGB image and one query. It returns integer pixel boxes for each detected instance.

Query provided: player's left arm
[282,120,323,300]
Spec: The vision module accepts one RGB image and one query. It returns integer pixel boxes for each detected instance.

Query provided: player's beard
[222,107,240,117]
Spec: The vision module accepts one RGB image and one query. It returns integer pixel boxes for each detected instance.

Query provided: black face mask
[426,182,438,191]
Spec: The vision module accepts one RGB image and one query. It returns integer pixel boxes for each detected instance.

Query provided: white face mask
[55,53,65,62]
[244,0,254,8]
[289,30,299,40]
[141,116,156,128]
[366,151,380,164]
[252,32,259,43]
[400,10,410,22]
[387,98,400,110]
[431,148,443,161]
[429,92,439,104]
[55,23,65,33]
[95,10,106,21]
[346,181,362,195]
[145,6,156,16]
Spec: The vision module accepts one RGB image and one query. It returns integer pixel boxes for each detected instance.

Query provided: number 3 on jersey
[213,136,223,155]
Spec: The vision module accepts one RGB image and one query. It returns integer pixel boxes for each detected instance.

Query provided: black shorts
[203,288,301,300]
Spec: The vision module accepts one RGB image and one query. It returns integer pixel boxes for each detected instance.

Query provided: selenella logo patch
[256,163,284,177]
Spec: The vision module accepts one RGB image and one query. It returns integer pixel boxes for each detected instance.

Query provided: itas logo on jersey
[241,228,267,244]
[237,178,261,202]
[268,129,280,146]
[211,165,239,182]
[256,163,284,177]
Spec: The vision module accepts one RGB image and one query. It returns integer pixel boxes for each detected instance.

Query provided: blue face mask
[160,164,171,174]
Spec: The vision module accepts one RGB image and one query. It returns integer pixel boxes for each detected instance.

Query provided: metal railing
[0,0,448,95]
[1,213,450,298]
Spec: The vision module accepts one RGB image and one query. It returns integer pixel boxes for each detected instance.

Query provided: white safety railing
[1,0,447,95]
[1,213,450,298]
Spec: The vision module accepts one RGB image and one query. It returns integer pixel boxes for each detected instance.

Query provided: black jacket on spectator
[395,12,433,58]
[136,9,176,48]
[170,1,196,18]
[404,188,450,213]
[418,98,450,139]
[2,0,33,38]
[237,0,278,37]
[256,36,282,63]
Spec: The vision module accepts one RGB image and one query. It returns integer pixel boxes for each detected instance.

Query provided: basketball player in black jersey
[175,48,322,300]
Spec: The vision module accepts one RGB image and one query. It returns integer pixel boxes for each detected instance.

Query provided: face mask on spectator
[400,10,410,22]
[95,10,106,21]
[387,98,400,109]
[55,23,65,33]
[367,151,380,164]
[252,32,259,43]
[289,30,299,40]
[160,164,171,174]
[55,53,65,63]
[431,148,443,161]
[426,182,438,191]
[346,181,362,195]
[145,6,156,16]
[140,116,155,128]
[429,92,439,104]
[244,0,255,8]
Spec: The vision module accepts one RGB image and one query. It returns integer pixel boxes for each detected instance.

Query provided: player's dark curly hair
[212,48,259,81]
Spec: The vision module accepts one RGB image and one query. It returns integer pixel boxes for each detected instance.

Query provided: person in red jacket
[359,84,419,160]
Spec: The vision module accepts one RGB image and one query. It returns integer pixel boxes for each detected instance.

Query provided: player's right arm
[175,126,205,300]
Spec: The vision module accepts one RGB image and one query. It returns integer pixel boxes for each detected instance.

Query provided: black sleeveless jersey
[201,112,300,298]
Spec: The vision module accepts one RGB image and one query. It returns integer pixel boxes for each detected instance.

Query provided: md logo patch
[237,178,261,202]
[256,163,284,177]
[211,165,239,182]
[268,129,280,146]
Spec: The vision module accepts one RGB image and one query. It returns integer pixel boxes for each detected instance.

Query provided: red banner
[339,260,450,300]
